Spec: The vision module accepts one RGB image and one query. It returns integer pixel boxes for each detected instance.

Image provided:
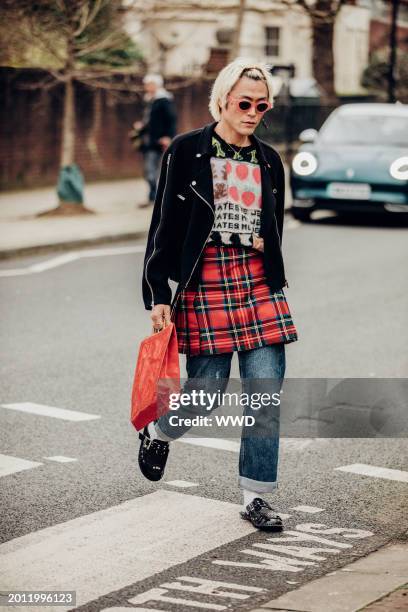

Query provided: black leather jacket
[142,121,289,313]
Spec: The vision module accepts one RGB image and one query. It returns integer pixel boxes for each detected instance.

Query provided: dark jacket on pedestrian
[140,90,177,153]
[142,121,289,313]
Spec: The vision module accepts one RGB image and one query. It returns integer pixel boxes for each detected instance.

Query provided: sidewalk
[0,178,152,258]
[249,539,408,612]
[0,170,293,258]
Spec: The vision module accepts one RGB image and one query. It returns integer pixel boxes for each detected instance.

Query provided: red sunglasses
[228,96,272,114]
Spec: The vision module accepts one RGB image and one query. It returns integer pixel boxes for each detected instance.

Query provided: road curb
[0,231,149,261]
[0,210,293,260]
[249,539,408,612]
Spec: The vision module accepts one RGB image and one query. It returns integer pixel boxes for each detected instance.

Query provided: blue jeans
[143,149,162,202]
[155,343,286,493]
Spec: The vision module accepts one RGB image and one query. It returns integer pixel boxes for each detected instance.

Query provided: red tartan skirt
[172,244,298,356]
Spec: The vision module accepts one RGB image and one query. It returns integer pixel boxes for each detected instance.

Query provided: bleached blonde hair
[209,57,274,121]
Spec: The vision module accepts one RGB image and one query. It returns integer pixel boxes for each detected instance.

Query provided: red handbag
[130,320,180,432]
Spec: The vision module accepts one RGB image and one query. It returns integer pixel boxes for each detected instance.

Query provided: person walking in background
[132,73,177,208]
[139,58,298,531]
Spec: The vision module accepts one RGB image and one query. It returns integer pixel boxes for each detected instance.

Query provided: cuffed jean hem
[154,422,177,443]
[239,476,279,493]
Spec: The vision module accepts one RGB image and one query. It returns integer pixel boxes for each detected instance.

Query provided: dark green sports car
[290,103,408,221]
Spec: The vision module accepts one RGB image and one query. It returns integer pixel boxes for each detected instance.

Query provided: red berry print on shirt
[226,161,232,175]
[242,191,255,207]
[236,164,248,181]
[253,167,261,184]
[229,186,239,201]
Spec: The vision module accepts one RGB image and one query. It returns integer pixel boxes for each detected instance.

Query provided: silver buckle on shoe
[143,435,153,450]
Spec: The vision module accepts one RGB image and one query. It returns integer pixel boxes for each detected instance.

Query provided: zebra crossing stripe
[0,454,43,478]
[0,490,253,610]
[335,463,408,483]
[1,402,100,421]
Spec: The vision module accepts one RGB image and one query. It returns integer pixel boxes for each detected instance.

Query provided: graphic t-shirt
[206,130,262,247]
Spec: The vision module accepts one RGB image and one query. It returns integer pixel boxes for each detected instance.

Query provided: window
[265,26,280,57]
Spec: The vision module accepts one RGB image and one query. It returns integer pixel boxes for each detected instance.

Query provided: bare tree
[0,0,142,214]
[229,0,247,62]
[282,0,348,102]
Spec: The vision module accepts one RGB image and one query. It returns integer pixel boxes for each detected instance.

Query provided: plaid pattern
[172,244,298,356]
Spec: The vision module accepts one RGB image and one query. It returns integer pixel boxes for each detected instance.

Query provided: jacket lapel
[190,161,215,212]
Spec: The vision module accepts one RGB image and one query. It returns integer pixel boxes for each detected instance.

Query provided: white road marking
[178,438,240,452]
[291,505,325,514]
[0,221,300,279]
[0,454,43,478]
[335,463,408,483]
[43,456,77,463]
[103,609,163,612]
[0,491,253,611]
[29,252,80,272]
[101,609,154,612]
[159,576,266,598]
[214,551,316,572]
[178,437,315,453]
[252,542,342,561]
[213,525,374,572]
[1,402,100,421]
[0,245,145,277]
[0,268,29,277]
[130,588,227,610]
[164,480,199,488]
[128,576,267,610]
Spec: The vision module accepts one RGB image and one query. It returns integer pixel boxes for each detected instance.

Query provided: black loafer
[138,425,169,481]
[240,497,284,531]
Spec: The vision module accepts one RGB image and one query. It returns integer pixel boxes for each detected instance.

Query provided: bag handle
[151,288,183,334]
[151,318,170,334]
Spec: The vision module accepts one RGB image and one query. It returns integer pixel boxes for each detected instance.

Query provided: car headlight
[292,152,318,176]
[389,156,408,181]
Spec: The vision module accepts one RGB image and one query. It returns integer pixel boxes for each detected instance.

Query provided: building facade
[127,0,371,95]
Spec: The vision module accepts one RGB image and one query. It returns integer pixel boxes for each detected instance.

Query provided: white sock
[243,489,261,509]
[147,420,157,439]
[147,420,171,442]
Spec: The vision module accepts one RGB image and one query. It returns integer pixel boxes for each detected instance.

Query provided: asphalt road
[0,212,407,612]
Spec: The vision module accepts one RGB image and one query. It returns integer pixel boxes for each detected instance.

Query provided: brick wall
[0,68,213,189]
[1,67,377,190]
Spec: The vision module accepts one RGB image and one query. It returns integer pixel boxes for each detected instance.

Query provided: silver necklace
[216,131,250,159]
[225,141,245,159]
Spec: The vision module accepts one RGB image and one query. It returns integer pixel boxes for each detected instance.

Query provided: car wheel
[292,207,312,222]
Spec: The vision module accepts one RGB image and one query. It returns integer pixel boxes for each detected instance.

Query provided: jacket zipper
[169,184,215,319]
[145,152,172,307]
[183,184,215,287]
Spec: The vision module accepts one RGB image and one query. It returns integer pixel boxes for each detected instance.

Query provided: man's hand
[158,136,171,151]
[252,234,264,252]
[151,304,171,330]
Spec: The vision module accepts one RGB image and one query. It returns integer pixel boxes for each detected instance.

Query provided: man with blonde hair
[139,58,298,531]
